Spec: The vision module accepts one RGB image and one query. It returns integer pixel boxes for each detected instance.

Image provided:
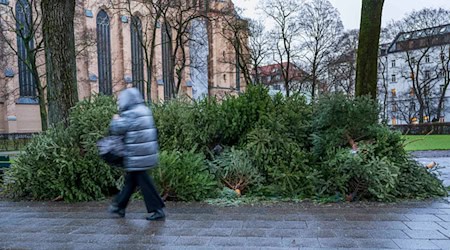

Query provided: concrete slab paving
[0,199,450,249]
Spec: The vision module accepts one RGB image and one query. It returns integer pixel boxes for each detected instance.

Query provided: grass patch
[403,135,450,151]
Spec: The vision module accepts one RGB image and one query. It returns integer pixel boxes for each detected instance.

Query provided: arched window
[16,0,36,97]
[97,10,112,95]
[235,50,241,92]
[161,22,173,100]
[131,16,144,94]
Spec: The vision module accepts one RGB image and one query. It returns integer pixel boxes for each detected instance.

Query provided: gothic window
[97,10,112,95]
[131,16,144,95]
[16,0,36,97]
[235,50,240,91]
[161,22,173,100]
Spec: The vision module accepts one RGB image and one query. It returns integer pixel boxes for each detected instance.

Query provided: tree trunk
[311,64,317,101]
[28,49,48,131]
[355,0,384,98]
[42,0,78,126]
[32,69,48,131]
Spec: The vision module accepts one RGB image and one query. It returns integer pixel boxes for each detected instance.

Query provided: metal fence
[391,122,450,135]
[0,133,38,151]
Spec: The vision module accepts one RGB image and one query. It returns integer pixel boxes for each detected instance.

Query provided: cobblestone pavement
[1,152,450,249]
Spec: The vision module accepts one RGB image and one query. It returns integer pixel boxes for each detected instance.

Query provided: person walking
[108,87,165,221]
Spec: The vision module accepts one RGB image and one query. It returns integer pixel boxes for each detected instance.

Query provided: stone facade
[0,0,246,133]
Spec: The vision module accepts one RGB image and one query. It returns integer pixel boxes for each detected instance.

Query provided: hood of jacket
[118,88,144,112]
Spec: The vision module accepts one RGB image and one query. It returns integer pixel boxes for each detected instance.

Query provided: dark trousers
[114,171,165,213]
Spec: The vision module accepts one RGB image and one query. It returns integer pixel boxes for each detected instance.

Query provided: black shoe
[146,209,165,221]
[108,205,125,218]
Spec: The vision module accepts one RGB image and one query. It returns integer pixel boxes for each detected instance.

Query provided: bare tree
[248,19,270,84]
[326,29,358,96]
[378,45,389,123]
[393,91,418,125]
[214,6,251,87]
[386,8,450,123]
[0,0,48,131]
[261,0,303,97]
[298,0,344,100]
[159,0,206,99]
[435,42,450,120]
[109,0,168,101]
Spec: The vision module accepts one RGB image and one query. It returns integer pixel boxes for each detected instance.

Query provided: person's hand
[113,114,120,120]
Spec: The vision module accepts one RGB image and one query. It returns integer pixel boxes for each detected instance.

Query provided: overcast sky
[233,0,450,30]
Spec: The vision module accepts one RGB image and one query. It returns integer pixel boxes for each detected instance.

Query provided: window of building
[391,60,396,68]
[392,102,398,112]
[425,70,431,79]
[223,74,227,82]
[273,84,281,90]
[235,52,240,92]
[410,101,415,112]
[16,0,36,97]
[131,16,144,95]
[391,88,397,97]
[161,22,173,100]
[97,10,112,95]
[391,74,397,82]
[391,117,397,125]
[425,54,430,63]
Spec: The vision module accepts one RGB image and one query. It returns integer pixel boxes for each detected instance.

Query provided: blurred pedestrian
[108,88,165,221]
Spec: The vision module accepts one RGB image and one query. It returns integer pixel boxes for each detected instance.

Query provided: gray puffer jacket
[109,88,159,171]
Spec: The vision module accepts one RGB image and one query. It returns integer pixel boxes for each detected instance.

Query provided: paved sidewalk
[1,199,450,250]
[415,157,450,187]
[1,151,450,249]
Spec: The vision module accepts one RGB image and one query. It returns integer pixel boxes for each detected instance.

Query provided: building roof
[256,62,306,76]
[388,23,450,53]
[253,63,308,85]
